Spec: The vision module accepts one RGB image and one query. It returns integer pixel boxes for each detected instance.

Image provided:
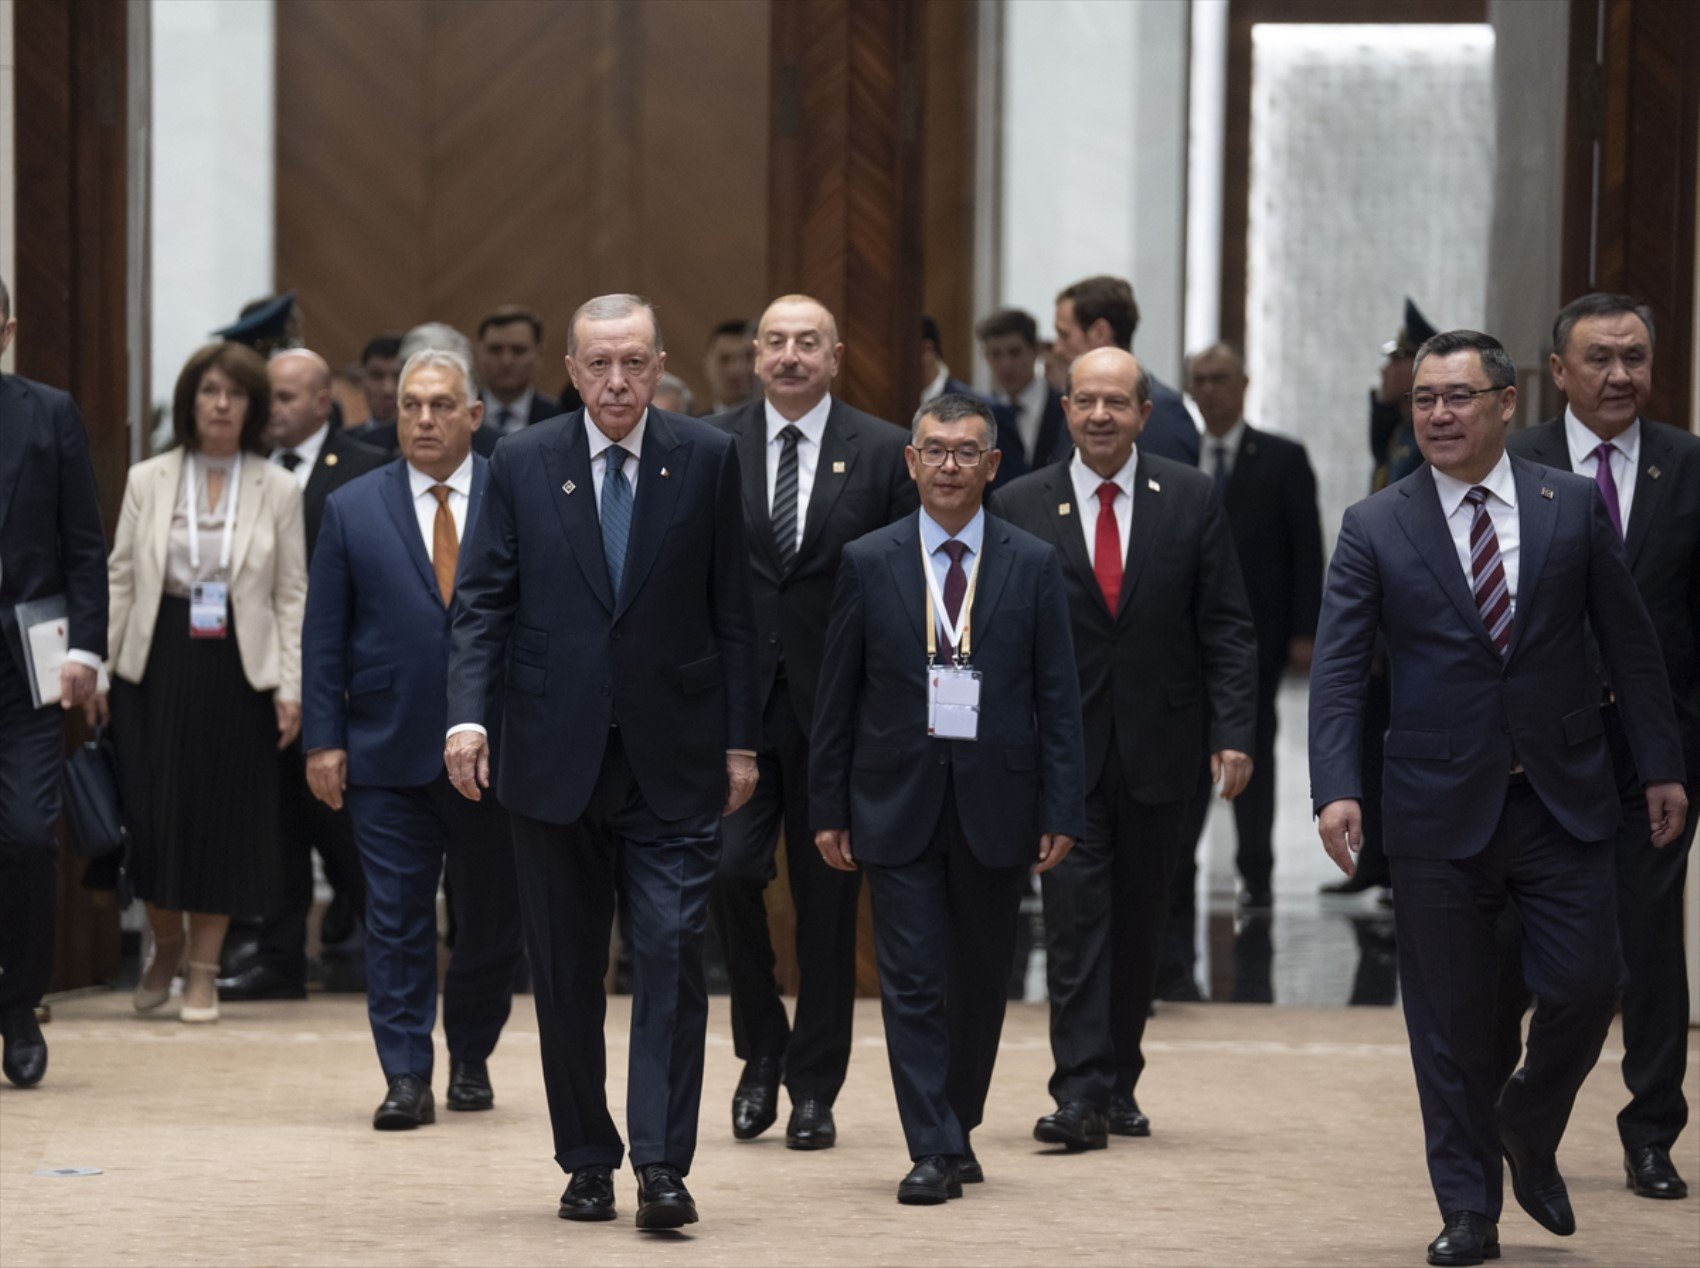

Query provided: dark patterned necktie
[940,539,968,663]
[773,425,802,570]
[1464,486,1511,656]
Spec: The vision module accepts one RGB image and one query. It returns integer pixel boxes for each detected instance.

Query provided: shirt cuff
[65,650,103,670]
[447,723,488,741]
[727,749,757,759]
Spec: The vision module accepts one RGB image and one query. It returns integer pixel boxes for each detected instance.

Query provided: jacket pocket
[1561,704,1604,746]
[513,623,548,655]
[678,653,721,694]
[505,662,546,696]
[852,746,900,772]
[349,665,392,697]
[1384,729,1450,761]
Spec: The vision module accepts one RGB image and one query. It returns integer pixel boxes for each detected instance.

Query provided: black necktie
[773,425,802,570]
[279,451,303,472]
[1212,443,1230,492]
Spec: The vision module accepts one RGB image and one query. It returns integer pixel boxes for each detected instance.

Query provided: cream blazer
[106,448,307,701]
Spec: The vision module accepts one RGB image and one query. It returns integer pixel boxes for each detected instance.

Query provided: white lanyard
[920,534,982,663]
[184,452,242,575]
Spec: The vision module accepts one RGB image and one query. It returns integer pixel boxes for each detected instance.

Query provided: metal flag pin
[1058,503,1071,516]
[562,480,576,495]
[660,467,670,479]
[1147,478,1161,492]
[833,460,846,474]
[1540,487,1555,500]
[324,453,338,467]
[1648,465,1662,480]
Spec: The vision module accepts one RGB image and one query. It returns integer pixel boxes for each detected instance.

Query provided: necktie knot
[429,483,451,507]
[940,539,969,566]
[1591,441,1616,466]
[778,424,803,448]
[279,451,302,472]
[1465,486,1489,509]
[1096,482,1118,510]
[605,446,628,476]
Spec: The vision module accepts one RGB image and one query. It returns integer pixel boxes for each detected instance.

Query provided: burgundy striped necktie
[1464,486,1511,656]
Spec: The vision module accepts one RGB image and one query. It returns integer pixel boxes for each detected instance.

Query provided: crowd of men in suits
[0,270,1694,1261]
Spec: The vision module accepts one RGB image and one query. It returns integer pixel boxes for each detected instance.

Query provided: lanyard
[184,451,242,575]
[921,534,982,663]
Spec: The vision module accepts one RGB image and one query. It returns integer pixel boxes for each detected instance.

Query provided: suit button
[602,684,611,696]
[612,630,622,641]
[768,633,779,644]
[936,754,947,766]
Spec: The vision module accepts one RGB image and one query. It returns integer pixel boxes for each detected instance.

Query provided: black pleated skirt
[111,595,280,916]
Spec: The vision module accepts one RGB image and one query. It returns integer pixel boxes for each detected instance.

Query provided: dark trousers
[1390,779,1621,1221]
[509,729,720,1175]
[1354,656,1394,886]
[1045,742,1186,1107]
[862,776,1028,1159]
[1492,707,1694,1153]
[0,653,61,1013]
[344,774,520,1082]
[710,684,860,1102]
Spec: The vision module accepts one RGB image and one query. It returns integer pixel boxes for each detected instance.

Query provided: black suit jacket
[1508,416,1700,778]
[448,408,760,824]
[809,511,1086,867]
[708,396,918,732]
[1031,387,1070,468]
[1203,424,1325,686]
[0,374,109,674]
[486,390,564,431]
[993,454,1258,804]
[299,428,387,558]
[349,420,503,459]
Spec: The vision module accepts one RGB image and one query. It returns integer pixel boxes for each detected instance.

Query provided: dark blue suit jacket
[809,511,1087,868]
[1308,458,1684,859]
[301,456,488,788]
[448,408,760,825]
[941,376,1027,490]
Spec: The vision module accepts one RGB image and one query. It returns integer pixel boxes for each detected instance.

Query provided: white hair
[399,348,476,407]
[399,323,480,393]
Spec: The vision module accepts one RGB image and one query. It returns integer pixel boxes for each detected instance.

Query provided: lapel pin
[1147,478,1161,492]
[1540,487,1554,500]
[325,452,338,467]
[1648,465,1662,480]
[1058,503,1071,516]
[833,460,846,474]
[660,467,670,479]
[562,480,576,495]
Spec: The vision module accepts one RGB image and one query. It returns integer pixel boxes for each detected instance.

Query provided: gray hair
[1184,340,1246,379]
[399,323,480,393]
[655,371,695,413]
[1063,357,1152,405]
[1413,330,1516,389]
[910,392,998,449]
[567,293,664,356]
[1551,292,1656,355]
[399,347,477,407]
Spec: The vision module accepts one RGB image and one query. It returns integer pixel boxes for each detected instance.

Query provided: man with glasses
[810,393,1085,1204]
[994,347,1256,1150]
[1309,329,1685,1265]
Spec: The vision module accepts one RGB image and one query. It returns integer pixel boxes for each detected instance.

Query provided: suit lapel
[228,457,269,580]
[731,404,779,574]
[616,410,688,617]
[1042,466,1104,618]
[883,514,927,650]
[151,450,184,579]
[1506,457,1557,661]
[380,462,440,599]
[968,519,1015,648]
[1521,419,1571,472]
[1117,464,1165,618]
[799,403,858,561]
[1623,422,1670,567]
[540,412,615,612]
[0,378,28,536]
[1394,465,1500,658]
[1224,428,1258,500]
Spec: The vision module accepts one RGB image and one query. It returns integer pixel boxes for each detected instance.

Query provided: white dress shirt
[1068,449,1137,568]
[406,451,473,562]
[1564,406,1640,532]
[920,364,951,407]
[999,375,1049,460]
[764,394,831,552]
[1203,419,1246,483]
[271,422,330,489]
[1432,452,1520,618]
[586,411,647,511]
[485,388,536,434]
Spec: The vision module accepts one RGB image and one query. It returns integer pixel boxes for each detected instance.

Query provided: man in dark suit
[920,317,1026,491]
[706,295,917,1150]
[358,334,402,430]
[811,392,1085,1204]
[0,278,108,1088]
[220,349,388,1002]
[352,323,504,458]
[476,305,564,434]
[1052,275,1199,466]
[1167,342,1322,978]
[976,307,1071,469]
[1308,329,1686,1266]
[1499,293,1700,1201]
[302,347,520,1128]
[446,294,759,1231]
[994,348,1257,1147]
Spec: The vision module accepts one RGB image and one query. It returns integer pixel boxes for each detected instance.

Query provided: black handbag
[61,726,128,860]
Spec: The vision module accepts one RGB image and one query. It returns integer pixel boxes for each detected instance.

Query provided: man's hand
[275,700,301,750]
[82,690,110,730]
[1317,798,1363,876]
[60,662,97,710]
[1287,637,1314,675]
[306,748,348,811]
[724,753,758,816]
[1036,833,1074,874]
[446,731,490,802]
[1646,781,1689,849]
[1211,749,1253,801]
[816,828,856,872]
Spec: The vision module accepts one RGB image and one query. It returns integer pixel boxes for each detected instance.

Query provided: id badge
[927,665,981,740]
[188,581,230,640]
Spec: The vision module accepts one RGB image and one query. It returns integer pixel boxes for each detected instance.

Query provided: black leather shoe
[215,961,307,1001]
[446,1058,494,1111]
[1427,1211,1499,1265]
[897,1155,961,1205]
[372,1074,435,1130]
[785,1098,836,1150]
[558,1165,616,1221]
[1499,1118,1574,1235]
[634,1163,698,1230]
[731,1055,782,1140]
[0,1008,47,1088]
[1625,1144,1688,1199]
[1033,1101,1109,1152]
[1108,1093,1150,1137]
[958,1140,984,1184]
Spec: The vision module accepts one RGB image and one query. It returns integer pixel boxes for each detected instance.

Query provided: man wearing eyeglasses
[1308,329,1685,1266]
[993,347,1256,1150]
[810,393,1085,1205]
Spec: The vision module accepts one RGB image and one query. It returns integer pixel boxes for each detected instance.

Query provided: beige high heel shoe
[133,936,185,1013]
[179,962,221,1024]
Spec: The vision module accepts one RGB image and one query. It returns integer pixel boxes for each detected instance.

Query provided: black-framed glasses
[914,444,986,467]
[1408,387,1503,412]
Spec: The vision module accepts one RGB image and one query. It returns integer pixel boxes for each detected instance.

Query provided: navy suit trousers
[0,653,61,1012]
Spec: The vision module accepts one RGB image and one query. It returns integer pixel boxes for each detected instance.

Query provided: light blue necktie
[601,446,632,596]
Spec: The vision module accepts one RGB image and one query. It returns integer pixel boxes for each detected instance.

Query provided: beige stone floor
[1,993,1696,1267]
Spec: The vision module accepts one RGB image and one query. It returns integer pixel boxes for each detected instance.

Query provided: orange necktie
[430,485,458,606]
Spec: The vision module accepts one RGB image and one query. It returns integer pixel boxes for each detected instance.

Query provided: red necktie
[1094,482,1122,615]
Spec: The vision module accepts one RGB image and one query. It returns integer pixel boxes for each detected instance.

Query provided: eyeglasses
[914,445,986,467]
[1408,387,1502,412]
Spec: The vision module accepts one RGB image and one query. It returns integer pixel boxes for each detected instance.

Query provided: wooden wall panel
[921,0,978,386]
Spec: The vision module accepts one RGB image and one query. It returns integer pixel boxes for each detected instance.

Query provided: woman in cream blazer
[92,341,306,1023]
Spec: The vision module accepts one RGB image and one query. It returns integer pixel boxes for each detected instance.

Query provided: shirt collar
[1432,450,1517,518]
[484,387,534,422]
[1001,374,1048,418]
[921,364,951,405]
[764,393,832,445]
[407,449,475,499]
[1204,419,1246,457]
[1069,447,1139,506]
[1563,405,1641,470]
[918,506,986,559]
[584,410,648,462]
[281,421,330,469]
